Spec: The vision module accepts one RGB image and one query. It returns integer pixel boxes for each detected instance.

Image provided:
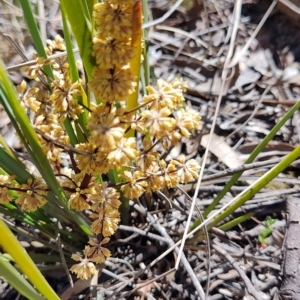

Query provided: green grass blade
[0,61,92,233]
[29,253,73,264]
[0,89,30,151]
[19,0,53,79]
[209,145,300,228]
[0,205,36,227]
[1,222,62,259]
[0,60,66,202]
[64,118,78,146]
[60,11,81,145]
[61,7,89,141]
[61,6,80,83]
[60,0,95,81]
[203,100,300,218]
[0,148,31,183]
[0,254,45,300]
[42,196,93,236]
[0,220,60,300]
[1,204,87,252]
[0,135,22,163]
[218,212,253,231]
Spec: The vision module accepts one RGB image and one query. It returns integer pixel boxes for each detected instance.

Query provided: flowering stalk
[128,0,143,112]
[71,0,201,278]
[0,0,202,280]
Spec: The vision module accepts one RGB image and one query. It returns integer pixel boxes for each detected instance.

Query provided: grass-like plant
[0,0,201,298]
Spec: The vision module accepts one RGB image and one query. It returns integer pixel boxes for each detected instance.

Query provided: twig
[175,0,243,271]
[279,0,300,14]
[139,262,169,300]
[142,0,185,29]
[228,0,278,68]
[34,127,91,156]
[149,34,218,67]
[105,268,175,299]
[175,185,211,300]
[121,268,176,299]
[106,257,135,272]
[101,268,129,282]
[213,243,262,300]
[224,85,271,142]
[116,232,139,243]
[118,224,168,244]
[55,221,73,288]
[211,228,274,262]
[201,158,287,182]
[5,47,79,72]
[211,227,242,242]
[146,210,206,300]
[156,25,209,49]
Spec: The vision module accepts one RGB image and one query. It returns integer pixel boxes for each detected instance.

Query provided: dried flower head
[92,37,134,68]
[175,107,201,137]
[90,182,121,210]
[50,79,82,121]
[120,170,147,199]
[143,79,185,110]
[170,155,200,184]
[46,35,66,53]
[107,137,139,169]
[89,66,136,102]
[15,178,48,211]
[94,2,134,40]
[90,206,120,236]
[0,175,15,204]
[140,107,176,139]
[88,104,125,151]
[75,142,110,175]
[86,237,111,263]
[70,247,97,280]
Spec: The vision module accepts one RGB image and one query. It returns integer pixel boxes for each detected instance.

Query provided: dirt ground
[1,0,300,299]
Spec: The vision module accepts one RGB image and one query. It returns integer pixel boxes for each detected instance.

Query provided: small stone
[31,241,44,248]
[20,241,30,248]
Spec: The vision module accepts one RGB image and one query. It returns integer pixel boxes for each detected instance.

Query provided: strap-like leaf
[60,0,95,81]
[0,220,60,300]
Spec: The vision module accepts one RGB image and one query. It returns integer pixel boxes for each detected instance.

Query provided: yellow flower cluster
[20,35,83,166]
[0,176,48,211]
[3,1,202,281]
[89,0,137,101]
[0,175,15,204]
[68,0,139,278]
[70,77,202,277]
[70,237,111,279]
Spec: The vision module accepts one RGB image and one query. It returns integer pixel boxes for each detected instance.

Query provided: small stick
[55,221,73,288]
[118,224,168,244]
[175,0,243,271]
[213,243,262,300]
[146,210,206,300]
